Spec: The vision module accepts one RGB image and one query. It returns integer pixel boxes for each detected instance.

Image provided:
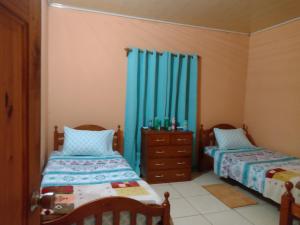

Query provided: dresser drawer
[148,146,192,158]
[171,134,192,145]
[148,158,191,170]
[148,169,191,183]
[147,134,170,146]
[148,171,169,183]
[170,169,191,181]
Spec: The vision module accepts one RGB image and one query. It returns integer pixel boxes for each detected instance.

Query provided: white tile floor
[150,171,281,225]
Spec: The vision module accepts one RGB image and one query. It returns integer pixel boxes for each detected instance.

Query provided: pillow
[213,128,254,150]
[62,127,115,156]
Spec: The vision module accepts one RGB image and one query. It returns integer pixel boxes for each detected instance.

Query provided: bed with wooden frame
[42,124,171,225]
[200,124,300,225]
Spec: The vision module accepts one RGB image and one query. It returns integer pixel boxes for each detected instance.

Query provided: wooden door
[0,0,41,225]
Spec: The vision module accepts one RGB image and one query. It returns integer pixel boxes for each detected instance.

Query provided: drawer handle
[177,150,186,153]
[154,139,166,142]
[177,162,185,165]
[155,150,165,154]
[155,163,165,166]
[176,138,187,141]
[155,175,164,178]
[176,173,185,177]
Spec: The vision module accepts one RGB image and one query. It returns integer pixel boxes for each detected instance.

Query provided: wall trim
[251,16,300,35]
[49,2,250,36]
[49,2,300,36]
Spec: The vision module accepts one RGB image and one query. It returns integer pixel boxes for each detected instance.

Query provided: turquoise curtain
[124,48,198,174]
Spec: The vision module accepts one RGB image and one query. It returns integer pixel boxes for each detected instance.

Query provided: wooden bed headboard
[54,124,123,155]
[198,123,256,171]
[199,123,256,149]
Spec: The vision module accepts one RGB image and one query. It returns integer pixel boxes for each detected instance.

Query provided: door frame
[0,0,41,225]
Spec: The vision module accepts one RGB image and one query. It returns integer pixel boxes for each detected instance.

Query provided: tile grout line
[169,182,209,220]
[182,191,229,222]
[168,182,185,199]
[169,179,232,224]
[233,208,257,225]
[184,183,258,225]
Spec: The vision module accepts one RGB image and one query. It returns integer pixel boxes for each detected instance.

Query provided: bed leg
[162,192,170,225]
[280,182,294,225]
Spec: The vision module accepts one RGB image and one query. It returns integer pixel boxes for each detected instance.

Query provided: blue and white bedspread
[42,151,140,187]
[205,146,300,203]
[41,151,162,225]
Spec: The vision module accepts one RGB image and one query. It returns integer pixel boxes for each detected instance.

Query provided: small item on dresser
[183,120,188,131]
[154,117,161,130]
[171,117,176,130]
[148,119,153,128]
[153,117,158,129]
[157,120,161,130]
[163,117,170,130]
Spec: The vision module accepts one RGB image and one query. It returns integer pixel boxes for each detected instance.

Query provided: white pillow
[62,127,114,155]
[214,128,254,150]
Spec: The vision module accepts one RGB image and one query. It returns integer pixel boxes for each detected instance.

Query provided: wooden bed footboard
[42,192,171,225]
[280,182,300,225]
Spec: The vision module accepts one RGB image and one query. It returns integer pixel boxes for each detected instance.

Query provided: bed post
[280,181,294,225]
[54,126,59,150]
[199,125,204,170]
[116,125,122,155]
[162,192,170,225]
[200,124,210,148]
[242,124,256,146]
[199,124,204,148]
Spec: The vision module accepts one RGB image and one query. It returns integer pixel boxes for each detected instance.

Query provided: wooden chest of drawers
[141,129,193,183]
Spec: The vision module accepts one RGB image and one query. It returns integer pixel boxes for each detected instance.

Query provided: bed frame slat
[146,215,152,225]
[95,214,102,225]
[113,211,120,225]
[130,211,136,225]
[77,219,83,225]
[42,193,171,225]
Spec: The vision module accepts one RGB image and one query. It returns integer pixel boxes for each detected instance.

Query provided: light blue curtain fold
[124,48,198,174]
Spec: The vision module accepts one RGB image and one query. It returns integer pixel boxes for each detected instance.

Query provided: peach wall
[244,20,300,156]
[47,7,249,152]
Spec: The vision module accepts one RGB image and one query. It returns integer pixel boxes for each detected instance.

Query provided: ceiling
[49,0,300,33]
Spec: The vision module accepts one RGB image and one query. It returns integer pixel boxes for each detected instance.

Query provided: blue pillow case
[62,127,115,156]
[213,128,254,150]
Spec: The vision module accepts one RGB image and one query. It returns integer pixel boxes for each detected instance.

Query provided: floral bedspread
[41,151,162,225]
[42,151,140,187]
[205,147,300,203]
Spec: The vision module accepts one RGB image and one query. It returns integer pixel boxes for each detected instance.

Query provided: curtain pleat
[125,49,198,173]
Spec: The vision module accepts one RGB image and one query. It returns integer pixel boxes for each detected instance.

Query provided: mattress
[205,146,300,203]
[41,151,162,225]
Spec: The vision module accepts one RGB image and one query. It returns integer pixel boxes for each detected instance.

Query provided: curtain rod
[124,48,199,58]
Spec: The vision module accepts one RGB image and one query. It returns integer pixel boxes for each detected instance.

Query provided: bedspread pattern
[211,147,298,193]
[42,151,140,187]
[41,151,162,225]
